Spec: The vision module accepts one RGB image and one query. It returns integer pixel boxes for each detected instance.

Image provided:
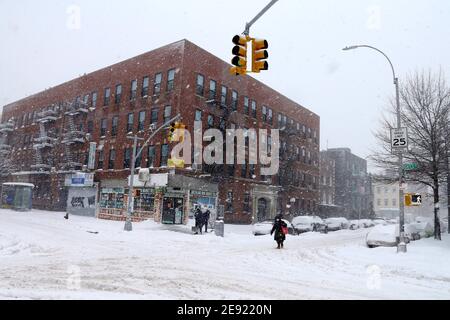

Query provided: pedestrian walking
[203,209,211,233]
[194,207,204,234]
[270,214,288,249]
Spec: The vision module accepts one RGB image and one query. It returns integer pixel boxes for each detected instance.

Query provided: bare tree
[371,70,450,240]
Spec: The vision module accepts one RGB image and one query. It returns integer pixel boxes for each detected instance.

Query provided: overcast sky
[1,0,449,171]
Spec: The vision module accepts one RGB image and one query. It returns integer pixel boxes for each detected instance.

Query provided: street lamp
[343,44,407,253]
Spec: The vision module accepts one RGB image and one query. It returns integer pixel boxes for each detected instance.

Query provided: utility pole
[243,0,279,36]
[124,114,181,231]
[343,45,407,252]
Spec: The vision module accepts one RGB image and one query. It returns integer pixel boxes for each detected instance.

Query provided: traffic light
[411,194,422,206]
[252,38,269,73]
[405,193,422,206]
[168,157,185,168]
[168,122,187,143]
[404,194,412,206]
[168,122,176,142]
[230,35,248,76]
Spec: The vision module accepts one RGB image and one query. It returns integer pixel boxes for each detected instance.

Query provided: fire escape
[0,121,14,174]
[202,94,233,182]
[61,100,88,171]
[31,108,58,174]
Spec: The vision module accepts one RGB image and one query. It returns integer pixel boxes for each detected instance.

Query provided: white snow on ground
[0,209,449,300]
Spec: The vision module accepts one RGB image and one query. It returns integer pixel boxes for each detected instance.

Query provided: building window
[226,191,233,212]
[164,106,171,123]
[241,164,247,178]
[127,113,134,132]
[196,74,204,96]
[100,118,107,137]
[142,76,149,97]
[103,88,110,106]
[108,149,116,170]
[249,164,256,178]
[98,150,104,169]
[147,146,156,167]
[92,91,98,108]
[161,144,169,167]
[207,115,214,128]
[87,120,93,134]
[83,94,89,105]
[262,106,267,122]
[138,111,146,131]
[209,80,216,100]
[130,80,137,100]
[221,86,227,105]
[124,148,131,168]
[244,97,249,115]
[167,69,175,91]
[115,84,122,104]
[195,109,202,121]
[251,100,257,118]
[154,73,162,95]
[384,199,389,206]
[268,108,273,124]
[231,90,238,111]
[377,199,381,206]
[151,108,158,125]
[243,193,250,212]
[111,116,118,137]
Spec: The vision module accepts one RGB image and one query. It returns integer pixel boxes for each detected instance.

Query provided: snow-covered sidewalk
[0,209,449,300]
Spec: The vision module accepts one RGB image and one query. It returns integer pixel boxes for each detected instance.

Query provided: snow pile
[0,209,449,300]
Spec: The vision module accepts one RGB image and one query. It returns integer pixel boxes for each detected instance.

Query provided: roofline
[2,39,188,111]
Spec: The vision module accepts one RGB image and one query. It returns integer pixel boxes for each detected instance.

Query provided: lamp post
[343,45,407,253]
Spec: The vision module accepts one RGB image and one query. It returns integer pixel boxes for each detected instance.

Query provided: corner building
[1,39,320,224]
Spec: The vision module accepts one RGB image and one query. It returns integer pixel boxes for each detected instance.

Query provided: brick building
[0,39,320,224]
[321,148,373,219]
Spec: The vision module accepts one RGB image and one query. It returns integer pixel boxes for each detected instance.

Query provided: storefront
[98,173,219,225]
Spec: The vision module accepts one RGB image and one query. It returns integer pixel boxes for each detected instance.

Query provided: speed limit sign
[391,127,408,153]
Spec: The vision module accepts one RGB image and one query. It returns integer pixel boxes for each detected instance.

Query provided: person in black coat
[271,214,288,249]
[203,209,211,232]
[194,207,204,234]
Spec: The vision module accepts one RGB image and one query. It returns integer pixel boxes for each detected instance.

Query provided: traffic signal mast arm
[243,0,280,36]
[134,114,182,161]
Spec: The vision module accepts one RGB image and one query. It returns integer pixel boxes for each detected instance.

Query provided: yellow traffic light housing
[404,194,412,206]
[168,122,187,143]
[230,35,249,76]
[168,122,176,142]
[252,38,269,73]
[168,157,185,168]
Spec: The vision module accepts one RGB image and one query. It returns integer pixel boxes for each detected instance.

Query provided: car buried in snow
[252,219,298,236]
[324,217,350,231]
[291,215,325,234]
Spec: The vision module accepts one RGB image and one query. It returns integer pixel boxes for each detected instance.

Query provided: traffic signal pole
[243,0,279,36]
[124,114,181,231]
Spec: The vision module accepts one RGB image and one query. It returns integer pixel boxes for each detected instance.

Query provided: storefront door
[162,197,184,224]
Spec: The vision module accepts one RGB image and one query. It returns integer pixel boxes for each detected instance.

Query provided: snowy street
[0,209,449,300]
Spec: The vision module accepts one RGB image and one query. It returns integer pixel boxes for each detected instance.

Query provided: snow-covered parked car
[366,224,397,248]
[409,222,434,238]
[253,219,297,236]
[324,217,350,231]
[349,220,360,230]
[366,224,420,248]
[372,219,387,226]
[292,216,324,233]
